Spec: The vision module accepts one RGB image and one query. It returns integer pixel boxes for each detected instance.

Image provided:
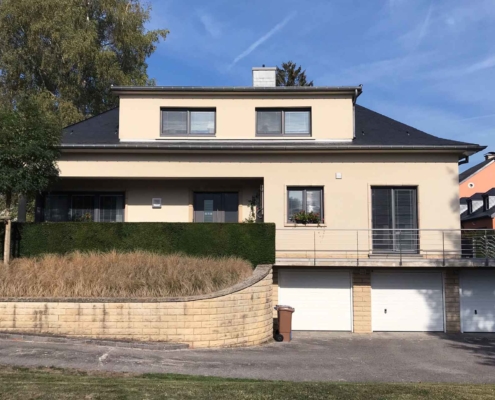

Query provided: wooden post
[3,218,11,265]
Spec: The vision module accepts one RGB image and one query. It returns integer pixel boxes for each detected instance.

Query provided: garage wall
[445,269,461,333]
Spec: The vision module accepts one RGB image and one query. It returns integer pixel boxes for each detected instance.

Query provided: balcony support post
[442,231,445,267]
[356,230,359,267]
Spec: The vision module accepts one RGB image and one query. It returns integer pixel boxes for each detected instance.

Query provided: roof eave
[110,85,363,96]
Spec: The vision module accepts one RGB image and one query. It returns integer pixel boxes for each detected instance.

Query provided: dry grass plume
[0,251,253,298]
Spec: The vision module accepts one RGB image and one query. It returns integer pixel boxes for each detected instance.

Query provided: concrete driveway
[0,332,494,383]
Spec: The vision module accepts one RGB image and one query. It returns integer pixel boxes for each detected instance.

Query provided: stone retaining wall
[0,266,273,348]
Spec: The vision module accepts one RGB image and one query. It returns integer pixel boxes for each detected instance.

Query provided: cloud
[463,55,495,74]
[229,12,296,68]
[456,113,495,122]
[198,13,222,38]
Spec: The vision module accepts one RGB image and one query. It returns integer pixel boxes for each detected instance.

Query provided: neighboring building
[459,152,495,197]
[37,67,495,334]
[461,189,495,229]
[459,152,495,228]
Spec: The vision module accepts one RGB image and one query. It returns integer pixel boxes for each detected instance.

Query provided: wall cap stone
[0,265,272,303]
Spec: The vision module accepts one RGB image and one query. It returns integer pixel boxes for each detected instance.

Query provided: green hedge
[10,223,275,267]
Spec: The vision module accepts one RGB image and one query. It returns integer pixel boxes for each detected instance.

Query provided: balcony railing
[275,229,495,267]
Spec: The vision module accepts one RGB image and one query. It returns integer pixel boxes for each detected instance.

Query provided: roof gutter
[110,85,364,96]
[60,142,485,155]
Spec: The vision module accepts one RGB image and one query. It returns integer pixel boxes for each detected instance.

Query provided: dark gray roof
[462,204,495,221]
[353,105,477,147]
[60,105,485,155]
[62,108,119,144]
[459,158,494,183]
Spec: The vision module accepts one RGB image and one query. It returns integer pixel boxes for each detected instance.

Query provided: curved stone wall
[0,265,273,348]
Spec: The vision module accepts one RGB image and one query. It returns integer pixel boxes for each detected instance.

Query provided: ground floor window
[193,192,238,223]
[43,193,124,222]
[371,187,418,253]
[287,187,323,224]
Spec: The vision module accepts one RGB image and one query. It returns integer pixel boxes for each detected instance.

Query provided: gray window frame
[42,192,125,222]
[256,108,311,136]
[160,107,216,137]
[286,186,324,223]
[371,186,419,254]
[193,192,239,223]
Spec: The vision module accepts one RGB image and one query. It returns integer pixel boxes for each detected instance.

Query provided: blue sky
[145,0,495,168]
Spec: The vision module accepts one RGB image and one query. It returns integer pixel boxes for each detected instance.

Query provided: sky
[145,0,495,168]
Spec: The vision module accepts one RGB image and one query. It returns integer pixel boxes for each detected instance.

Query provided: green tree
[0,98,62,263]
[276,61,314,87]
[0,0,168,126]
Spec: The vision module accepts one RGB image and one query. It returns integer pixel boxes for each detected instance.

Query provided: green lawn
[0,366,494,399]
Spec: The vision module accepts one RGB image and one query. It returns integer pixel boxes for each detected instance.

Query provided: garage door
[372,271,444,332]
[460,270,495,332]
[278,269,352,331]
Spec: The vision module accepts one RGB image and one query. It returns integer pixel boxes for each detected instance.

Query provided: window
[193,192,238,223]
[256,109,311,136]
[371,187,418,253]
[287,187,323,223]
[44,193,124,222]
[467,200,473,214]
[483,196,490,211]
[161,109,215,136]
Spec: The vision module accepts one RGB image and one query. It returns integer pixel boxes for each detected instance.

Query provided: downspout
[352,86,362,140]
[458,156,469,166]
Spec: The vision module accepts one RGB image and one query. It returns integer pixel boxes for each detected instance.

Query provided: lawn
[0,366,494,400]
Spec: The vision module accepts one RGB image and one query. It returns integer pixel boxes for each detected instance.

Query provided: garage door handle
[475,310,478,315]
[384,309,387,314]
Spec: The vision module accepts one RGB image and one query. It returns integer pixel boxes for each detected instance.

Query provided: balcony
[275,229,495,267]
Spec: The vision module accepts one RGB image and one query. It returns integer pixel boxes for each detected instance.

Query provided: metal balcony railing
[275,229,495,266]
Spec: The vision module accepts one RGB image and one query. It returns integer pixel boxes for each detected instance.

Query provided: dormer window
[161,108,216,136]
[256,108,311,136]
[483,196,490,211]
[467,200,473,214]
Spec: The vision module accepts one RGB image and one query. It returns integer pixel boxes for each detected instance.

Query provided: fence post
[399,230,402,266]
[3,218,11,265]
[356,230,359,267]
[314,230,316,267]
[442,231,445,267]
[485,230,489,267]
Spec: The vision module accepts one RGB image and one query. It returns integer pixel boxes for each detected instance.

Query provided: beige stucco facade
[118,94,354,141]
[55,151,462,258]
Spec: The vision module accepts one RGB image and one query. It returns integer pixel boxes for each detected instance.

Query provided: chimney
[485,152,495,160]
[252,66,277,87]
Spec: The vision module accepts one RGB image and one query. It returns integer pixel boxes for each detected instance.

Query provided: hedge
[8,222,276,267]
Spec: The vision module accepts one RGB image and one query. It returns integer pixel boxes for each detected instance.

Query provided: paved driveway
[0,332,494,383]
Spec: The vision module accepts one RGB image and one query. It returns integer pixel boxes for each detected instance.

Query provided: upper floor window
[483,196,490,211]
[161,108,216,136]
[256,108,311,136]
[467,200,473,214]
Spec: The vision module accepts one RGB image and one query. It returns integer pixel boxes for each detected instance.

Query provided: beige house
[38,67,495,334]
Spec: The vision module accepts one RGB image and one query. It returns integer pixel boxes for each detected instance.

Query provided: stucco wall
[57,152,462,253]
[51,178,261,223]
[0,266,273,349]
[118,94,354,141]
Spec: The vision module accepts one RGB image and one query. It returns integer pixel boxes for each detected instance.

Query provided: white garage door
[278,269,352,331]
[372,271,444,332]
[461,270,495,332]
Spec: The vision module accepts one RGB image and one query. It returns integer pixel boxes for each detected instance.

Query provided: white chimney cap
[252,66,277,87]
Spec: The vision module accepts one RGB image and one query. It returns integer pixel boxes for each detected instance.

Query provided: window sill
[157,135,216,139]
[256,134,312,138]
[284,223,326,228]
